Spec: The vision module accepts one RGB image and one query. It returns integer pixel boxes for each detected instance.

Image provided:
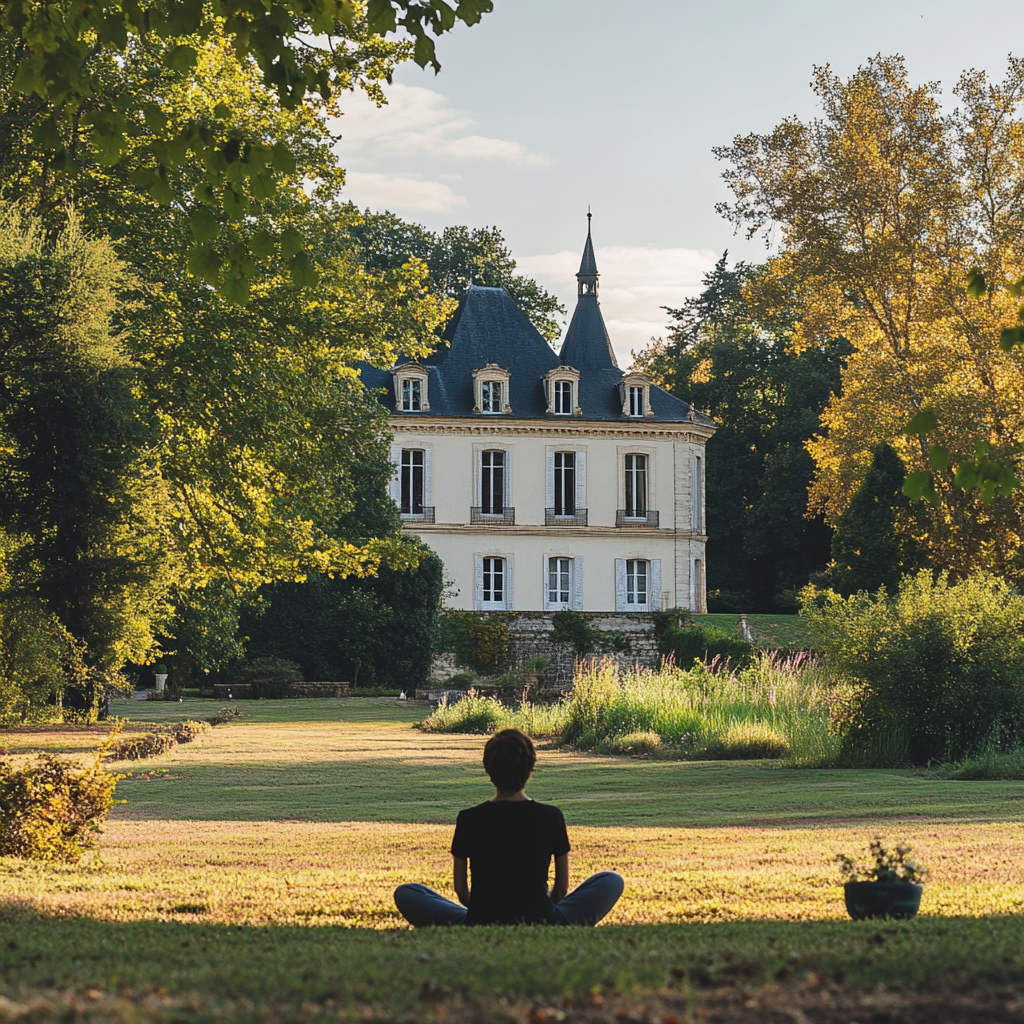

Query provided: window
[624,454,647,517]
[548,557,571,608]
[401,378,422,412]
[401,449,424,515]
[626,560,648,606]
[482,557,505,606]
[481,381,503,414]
[619,371,653,418]
[480,450,505,514]
[391,363,429,411]
[553,452,575,516]
[543,366,581,416]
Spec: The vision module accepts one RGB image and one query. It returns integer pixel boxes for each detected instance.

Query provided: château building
[359,220,716,613]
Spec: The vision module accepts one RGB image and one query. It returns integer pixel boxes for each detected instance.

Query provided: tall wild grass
[420,653,840,765]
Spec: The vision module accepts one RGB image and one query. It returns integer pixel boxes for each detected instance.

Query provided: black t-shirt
[450,800,571,925]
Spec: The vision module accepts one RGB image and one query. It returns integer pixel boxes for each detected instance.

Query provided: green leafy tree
[635,256,848,611]
[345,212,566,341]
[1,0,493,299]
[0,206,184,719]
[829,444,921,596]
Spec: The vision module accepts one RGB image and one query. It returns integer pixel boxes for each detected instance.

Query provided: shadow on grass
[2,902,1024,1012]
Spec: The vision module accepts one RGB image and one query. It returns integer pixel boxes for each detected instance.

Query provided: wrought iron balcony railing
[470,506,516,525]
[615,509,659,527]
[400,507,435,524]
[545,508,588,526]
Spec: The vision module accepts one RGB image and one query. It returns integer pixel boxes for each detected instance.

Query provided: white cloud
[343,171,468,213]
[333,84,550,167]
[517,245,719,368]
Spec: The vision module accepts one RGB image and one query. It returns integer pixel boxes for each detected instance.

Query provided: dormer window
[402,378,422,411]
[472,364,512,414]
[620,372,654,419]
[391,363,429,412]
[481,380,503,413]
[543,365,582,416]
[628,386,643,417]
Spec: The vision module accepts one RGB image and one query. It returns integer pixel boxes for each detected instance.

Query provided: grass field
[2,696,1024,1022]
[702,613,810,649]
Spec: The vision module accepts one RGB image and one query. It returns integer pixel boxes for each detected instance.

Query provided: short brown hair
[482,729,537,793]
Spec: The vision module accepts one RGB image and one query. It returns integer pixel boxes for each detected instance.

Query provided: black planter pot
[844,881,923,920]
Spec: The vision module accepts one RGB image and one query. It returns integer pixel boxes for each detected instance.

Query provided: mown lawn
[2,697,1023,1022]
[702,613,810,649]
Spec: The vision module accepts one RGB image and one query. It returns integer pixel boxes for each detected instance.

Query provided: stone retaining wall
[430,611,661,688]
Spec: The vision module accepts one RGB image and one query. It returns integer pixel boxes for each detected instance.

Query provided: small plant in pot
[836,837,928,920]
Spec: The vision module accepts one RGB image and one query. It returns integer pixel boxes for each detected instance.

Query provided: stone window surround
[616,443,656,516]
[472,441,513,509]
[388,441,432,515]
[619,371,655,419]
[474,551,514,610]
[543,552,583,612]
[472,363,512,414]
[542,365,582,417]
[390,362,430,412]
[544,443,587,512]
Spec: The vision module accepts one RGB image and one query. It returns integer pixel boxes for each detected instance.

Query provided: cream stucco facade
[389,416,714,612]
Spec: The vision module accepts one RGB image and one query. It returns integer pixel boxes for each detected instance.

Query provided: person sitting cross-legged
[394,728,624,926]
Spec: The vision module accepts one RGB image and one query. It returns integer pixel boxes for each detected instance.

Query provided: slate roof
[358,231,715,427]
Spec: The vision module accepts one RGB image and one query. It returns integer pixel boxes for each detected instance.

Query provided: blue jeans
[394,871,624,927]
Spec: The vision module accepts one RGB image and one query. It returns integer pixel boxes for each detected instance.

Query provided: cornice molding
[402,523,709,541]
[389,417,714,443]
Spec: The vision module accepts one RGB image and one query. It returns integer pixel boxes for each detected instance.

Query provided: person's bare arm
[453,856,470,907]
[550,854,569,904]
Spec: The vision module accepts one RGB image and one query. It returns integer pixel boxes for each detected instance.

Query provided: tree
[0,206,184,719]
[1,0,493,299]
[635,256,847,611]
[345,212,565,341]
[239,541,444,687]
[829,444,921,596]
[715,55,1024,580]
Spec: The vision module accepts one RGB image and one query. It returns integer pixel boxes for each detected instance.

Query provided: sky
[334,0,1024,367]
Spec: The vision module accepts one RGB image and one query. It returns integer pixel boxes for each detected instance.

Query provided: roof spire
[559,214,618,370]
[577,210,598,295]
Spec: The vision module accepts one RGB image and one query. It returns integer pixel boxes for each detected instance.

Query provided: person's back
[452,799,568,924]
[394,728,623,927]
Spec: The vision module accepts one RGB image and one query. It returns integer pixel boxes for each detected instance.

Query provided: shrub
[419,690,508,733]
[805,571,1024,765]
[550,610,632,658]
[598,731,661,756]
[947,748,1024,781]
[525,656,551,674]
[702,721,790,760]
[652,612,751,668]
[232,657,302,699]
[208,707,241,726]
[446,672,478,689]
[0,746,119,861]
[436,613,509,673]
[107,720,212,761]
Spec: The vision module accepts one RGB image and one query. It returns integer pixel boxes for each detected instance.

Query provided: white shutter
[389,443,402,505]
[545,450,555,509]
[474,554,484,611]
[615,558,627,612]
[650,558,662,611]
[691,455,700,531]
[505,553,514,610]
[424,446,432,507]
[504,448,511,507]
[474,449,482,507]
[575,450,586,512]
[542,552,551,611]
[573,555,584,611]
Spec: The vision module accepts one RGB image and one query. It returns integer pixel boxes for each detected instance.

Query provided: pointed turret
[559,213,618,370]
